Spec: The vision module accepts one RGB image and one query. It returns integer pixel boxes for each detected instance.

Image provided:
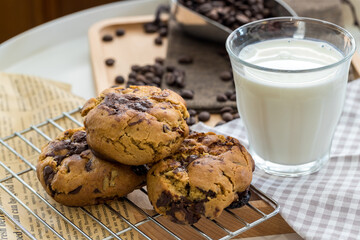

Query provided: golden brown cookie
[147,132,254,224]
[36,127,146,206]
[81,86,190,165]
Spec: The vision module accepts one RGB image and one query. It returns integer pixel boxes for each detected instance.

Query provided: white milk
[234,38,348,165]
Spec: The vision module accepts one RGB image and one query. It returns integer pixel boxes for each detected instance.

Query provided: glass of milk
[226,17,356,176]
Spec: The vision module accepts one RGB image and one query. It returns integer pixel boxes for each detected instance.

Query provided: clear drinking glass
[226,17,356,177]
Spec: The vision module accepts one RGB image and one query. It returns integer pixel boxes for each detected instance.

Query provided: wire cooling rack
[0,107,279,240]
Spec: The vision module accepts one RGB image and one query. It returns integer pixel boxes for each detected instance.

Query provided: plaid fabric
[192,79,360,240]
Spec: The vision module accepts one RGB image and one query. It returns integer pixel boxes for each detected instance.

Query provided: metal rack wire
[0,107,280,240]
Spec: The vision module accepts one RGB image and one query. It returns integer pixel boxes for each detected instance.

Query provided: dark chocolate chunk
[105,58,115,66]
[159,27,168,37]
[227,190,251,209]
[43,166,55,185]
[102,34,113,42]
[115,76,125,84]
[115,28,125,36]
[69,185,82,194]
[198,111,210,122]
[163,124,171,133]
[85,160,92,172]
[93,188,101,193]
[156,191,173,207]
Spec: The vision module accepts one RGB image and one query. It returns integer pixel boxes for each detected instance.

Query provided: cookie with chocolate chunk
[36,127,146,206]
[147,132,254,224]
[81,86,190,165]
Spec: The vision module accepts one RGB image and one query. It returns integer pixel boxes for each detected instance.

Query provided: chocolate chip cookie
[36,128,146,206]
[81,86,190,165]
[147,132,254,224]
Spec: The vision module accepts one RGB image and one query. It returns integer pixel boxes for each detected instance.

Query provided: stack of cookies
[37,85,254,225]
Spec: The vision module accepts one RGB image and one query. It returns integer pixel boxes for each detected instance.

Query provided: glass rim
[225,17,356,73]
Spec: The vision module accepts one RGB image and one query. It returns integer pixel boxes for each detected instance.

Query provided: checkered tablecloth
[192,79,360,240]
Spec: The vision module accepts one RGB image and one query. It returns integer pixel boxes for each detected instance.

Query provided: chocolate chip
[178,55,194,64]
[186,117,197,126]
[93,188,101,193]
[155,57,165,65]
[164,72,176,86]
[131,65,141,72]
[69,185,82,194]
[180,89,194,99]
[115,28,125,36]
[233,113,240,119]
[217,94,228,102]
[144,22,158,33]
[102,34,113,42]
[166,66,175,72]
[115,76,125,84]
[154,36,163,45]
[198,3,212,13]
[159,27,168,37]
[156,191,172,207]
[222,112,233,122]
[215,120,226,126]
[198,111,210,121]
[105,58,115,66]
[163,124,171,133]
[230,94,237,101]
[85,160,92,172]
[43,166,55,185]
[220,106,233,114]
[188,109,197,117]
[219,71,233,81]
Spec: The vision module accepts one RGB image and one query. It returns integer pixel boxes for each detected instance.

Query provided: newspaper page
[0,72,141,240]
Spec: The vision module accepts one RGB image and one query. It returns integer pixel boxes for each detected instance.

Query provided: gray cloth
[192,79,360,240]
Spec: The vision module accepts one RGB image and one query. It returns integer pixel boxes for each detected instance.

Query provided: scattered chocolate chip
[220,106,233,114]
[198,111,210,122]
[222,112,233,122]
[178,55,194,64]
[180,89,194,99]
[115,76,125,84]
[166,66,175,72]
[105,58,115,66]
[230,94,237,101]
[115,28,125,36]
[188,109,197,117]
[155,57,165,65]
[216,94,228,102]
[69,186,82,194]
[215,120,226,126]
[154,36,163,45]
[159,27,168,37]
[225,89,235,99]
[233,113,240,119]
[144,22,158,33]
[186,117,197,126]
[102,34,113,42]
[219,71,233,81]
